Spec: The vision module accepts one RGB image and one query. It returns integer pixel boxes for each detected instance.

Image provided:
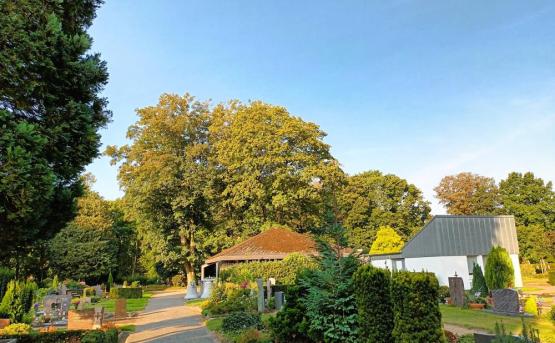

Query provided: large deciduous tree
[434,172,499,215]
[338,170,430,249]
[210,101,341,240]
[107,94,213,285]
[0,0,110,267]
[498,172,555,262]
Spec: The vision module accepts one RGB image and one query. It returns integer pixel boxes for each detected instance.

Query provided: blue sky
[86,1,555,214]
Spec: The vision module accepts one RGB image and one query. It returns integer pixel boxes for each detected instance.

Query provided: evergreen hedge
[485,246,514,290]
[353,264,394,343]
[109,287,142,299]
[0,268,14,300]
[391,271,446,343]
[219,253,317,285]
[0,329,118,343]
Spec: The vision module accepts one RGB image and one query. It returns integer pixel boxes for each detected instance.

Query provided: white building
[370,215,523,289]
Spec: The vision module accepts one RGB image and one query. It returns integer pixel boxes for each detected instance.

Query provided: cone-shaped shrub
[0,268,14,300]
[470,263,488,296]
[484,246,514,290]
[391,271,446,343]
[353,264,394,343]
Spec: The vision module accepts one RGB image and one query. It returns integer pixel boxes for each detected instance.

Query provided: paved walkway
[125,289,217,343]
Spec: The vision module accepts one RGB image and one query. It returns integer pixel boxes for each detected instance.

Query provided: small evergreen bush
[0,280,36,323]
[438,286,450,303]
[485,246,514,290]
[221,311,262,333]
[353,264,394,343]
[470,263,488,296]
[110,287,142,299]
[269,283,311,343]
[391,271,446,343]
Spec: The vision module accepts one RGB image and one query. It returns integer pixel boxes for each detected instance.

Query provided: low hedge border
[109,287,143,299]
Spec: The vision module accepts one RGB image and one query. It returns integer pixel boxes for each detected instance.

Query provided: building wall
[404,256,471,288]
[371,254,523,290]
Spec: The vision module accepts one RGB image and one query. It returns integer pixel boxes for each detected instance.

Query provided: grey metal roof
[398,215,519,258]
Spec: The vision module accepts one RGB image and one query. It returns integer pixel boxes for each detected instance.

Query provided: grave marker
[92,306,104,329]
[492,289,520,315]
[256,278,265,313]
[115,298,127,320]
[448,276,465,307]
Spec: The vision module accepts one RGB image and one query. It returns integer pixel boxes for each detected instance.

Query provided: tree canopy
[0,0,109,268]
[434,172,499,215]
[338,170,430,249]
[370,226,404,255]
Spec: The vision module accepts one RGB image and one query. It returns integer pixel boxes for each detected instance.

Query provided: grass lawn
[440,305,555,343]
[84,292,152,313]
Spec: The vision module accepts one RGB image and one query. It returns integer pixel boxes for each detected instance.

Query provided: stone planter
[469,303,485,310]
[0,318,9,329]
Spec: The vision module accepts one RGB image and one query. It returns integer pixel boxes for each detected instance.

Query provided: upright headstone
[115,298,127,320]
[184,281,199,300]
[256,278,265,313]
[266,279,272,303]
[93,285,103,298]
[59,284,67,296]
[448,276,465,307]
[92,306,104,329]
[274,291,284,311]
[492,289,520,315]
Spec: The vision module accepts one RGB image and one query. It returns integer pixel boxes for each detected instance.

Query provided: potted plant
[467,293,487,310]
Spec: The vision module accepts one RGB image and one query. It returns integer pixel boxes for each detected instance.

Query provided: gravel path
[125,290,216,343]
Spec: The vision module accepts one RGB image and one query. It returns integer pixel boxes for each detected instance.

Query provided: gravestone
[92,306,104,329]
[68,309,95,330]
[43,294,72,319]
[59,284,67,296]
[448,276,465,307]
[256,278,265,313]
[492,289,520,314]
[266,279,272,304]
[274,291,284,311]
[115,298,127,320]
[93,285,103,298]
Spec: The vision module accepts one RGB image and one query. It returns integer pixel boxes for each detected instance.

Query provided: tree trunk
[184,262,195,285]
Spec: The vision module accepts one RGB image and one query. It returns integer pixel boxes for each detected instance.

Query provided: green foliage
[219,253,317,285]
[0,268,14,300]
[236,328,263,343]
[438,286,450,303]
[0,0,110,264]
[548,270,555,286]
[83,287,96,297]
[0,280,36,323]
[299,227,360,343]
[0,323,31,335]
[523,296,537,316]
[390,271,446,343]
[471,263,488,296]
[352,264,394,343]
[81,329,118,343]
[221,312,262,333]
[49,186,137,284]
[458,335,476,343]
[499,172,555,263]
[550,305,555,324]
[369,226,404,255]
[269,283,311,343]
[338,170,431,248]
[492,320,540,343]
[108,271,114,292]
[202,283,256,316]
[0,330,86,342]
[109,287,143,299]
[51,275,59,289]
[485,246,514,290]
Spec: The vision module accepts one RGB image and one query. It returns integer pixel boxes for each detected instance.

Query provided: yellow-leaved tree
[369,226,404,255]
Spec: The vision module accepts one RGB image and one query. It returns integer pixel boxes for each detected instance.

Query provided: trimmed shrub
[0,323,32,335]
[0,268,14,300]
[470,263,488,296]
[523,296,538,316]
[219,253,317,285]
[391,271,446,343]
[485,246,514,290]
[269,283,311,343]
[202,282,256,316]
[0,330,85,342]
[110,287,142,299]
[353,264,394,343]
[221,311,262,333]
